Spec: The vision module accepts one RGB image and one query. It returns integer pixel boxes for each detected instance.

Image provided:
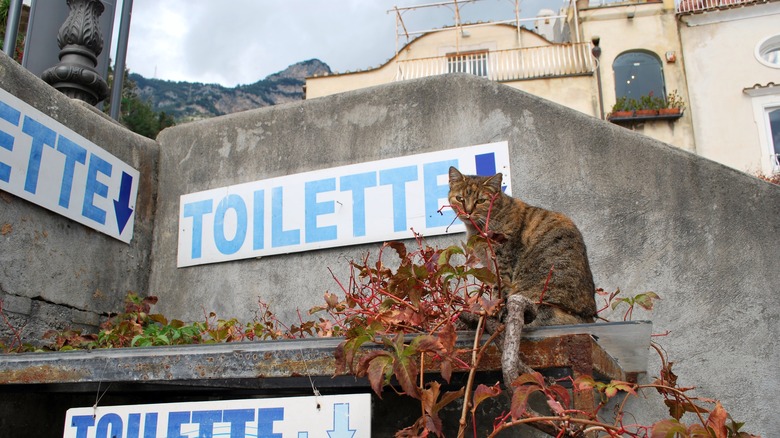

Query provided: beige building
[306,0,780,175]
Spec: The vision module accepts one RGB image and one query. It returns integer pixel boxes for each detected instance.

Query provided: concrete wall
[153,73,779,434]
[0,53,159,341]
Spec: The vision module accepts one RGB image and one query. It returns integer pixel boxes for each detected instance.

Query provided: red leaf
[547,399,565,415]
[421,381,440,415]
[510,384,542,419]
[472,383,502,413]
[434,388,465,413]
[439,359,452,383]
[687,424,711,438]
[386,241,407,261]
[437,322,456,353]
[547,384,571,410]
[510,371,545,389]
[706,402,728,438]
[573,375,596,392]
[651,419,688,438]
[393,354,421,400]
[411,335,445,355]
[424,414,443,437]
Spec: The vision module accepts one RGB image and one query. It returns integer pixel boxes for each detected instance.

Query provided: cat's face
[448,167,503,229]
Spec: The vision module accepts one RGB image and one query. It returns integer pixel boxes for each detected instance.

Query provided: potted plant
[635,92,662,116]
[608,96,633,119]
[659,89,685,115]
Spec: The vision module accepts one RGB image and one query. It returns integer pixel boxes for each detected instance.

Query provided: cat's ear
[484,173,503,192]
[448,166,464,183]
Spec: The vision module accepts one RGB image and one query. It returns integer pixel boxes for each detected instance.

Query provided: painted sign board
[178,142,511,267]
[63,394,371,438]
[0,88,139,243]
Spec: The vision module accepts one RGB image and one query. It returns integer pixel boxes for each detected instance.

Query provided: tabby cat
[448,166,597,385]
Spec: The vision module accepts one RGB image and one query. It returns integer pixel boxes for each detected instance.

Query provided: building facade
[305,0,780,175]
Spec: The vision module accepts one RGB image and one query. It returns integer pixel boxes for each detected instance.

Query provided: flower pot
[635,109,657,117]
[609,110,634,119]
[658,108,682,116]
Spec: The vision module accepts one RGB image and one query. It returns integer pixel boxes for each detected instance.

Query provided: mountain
[130,59,331,122]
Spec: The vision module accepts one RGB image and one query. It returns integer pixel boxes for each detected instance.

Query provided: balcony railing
[394,43,595,82]
[676,0,758,13]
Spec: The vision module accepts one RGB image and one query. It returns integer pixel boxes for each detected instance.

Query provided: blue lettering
[223,409,255,438]
[424,160,457,228]
[95,413,123,438]
[21,116,56,194]
[253,189,265,250]
[192,410,222,438]
[340,172,376,237]
[167,411,191,438]
[126,413,157,438]
[257,407,284,438]
[127,413,141,438]
[70,415,95,438]
[183,199,213,259]
[475,152,496,176]
[55,136,87,208]
[141,413,158,438]
[379,166,418,232]
[0,100,21,183]
[305,178,337,243]
[82,153,112,224]
[213,194,247,255]
[271,186,300,247]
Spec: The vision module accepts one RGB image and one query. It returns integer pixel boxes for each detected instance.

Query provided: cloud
[122,0,556,86]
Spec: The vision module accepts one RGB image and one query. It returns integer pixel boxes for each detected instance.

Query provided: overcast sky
[112,0,558,87]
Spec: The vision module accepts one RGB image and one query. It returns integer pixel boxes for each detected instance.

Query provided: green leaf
[467,266,496,284]
[365,353,393,398]
[437,245,464,268]
[634,292,661,311]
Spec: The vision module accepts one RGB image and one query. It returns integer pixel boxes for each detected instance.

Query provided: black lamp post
[42,0,110,106]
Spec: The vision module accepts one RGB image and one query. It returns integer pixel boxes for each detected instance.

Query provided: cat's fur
[448,166,597,385]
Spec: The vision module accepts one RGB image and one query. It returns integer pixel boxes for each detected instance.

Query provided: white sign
[0,88,139,243]
[178,142,511,267]
[63,394,371,438]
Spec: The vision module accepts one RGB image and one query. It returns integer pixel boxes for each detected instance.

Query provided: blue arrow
[327,403,356,438]
[113,171,134,234]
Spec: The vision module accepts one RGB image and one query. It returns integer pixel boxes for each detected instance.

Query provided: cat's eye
[476,198,486,204]
[456,196,464,203]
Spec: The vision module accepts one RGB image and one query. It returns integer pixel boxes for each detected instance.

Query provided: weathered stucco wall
[678,2,780,173]
[152,73,779,434]
[0,53,159,340]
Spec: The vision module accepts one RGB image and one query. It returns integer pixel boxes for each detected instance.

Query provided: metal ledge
[608,112,684,123]
[0,321,651,390]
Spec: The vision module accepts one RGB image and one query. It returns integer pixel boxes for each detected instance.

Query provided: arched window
[613,51,665,102]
